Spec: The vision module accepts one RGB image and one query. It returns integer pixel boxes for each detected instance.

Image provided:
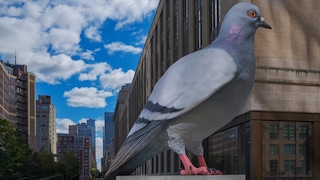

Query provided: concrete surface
[116,175,245,180]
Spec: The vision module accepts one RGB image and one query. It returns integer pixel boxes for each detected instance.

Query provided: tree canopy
[0,119,80,179]
[0,118,30,179]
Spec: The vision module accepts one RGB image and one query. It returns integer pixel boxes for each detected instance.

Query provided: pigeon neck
[217,24,255,45]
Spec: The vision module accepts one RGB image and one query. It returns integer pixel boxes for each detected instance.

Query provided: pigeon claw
[180,166,223,175]
[208,168,223,175]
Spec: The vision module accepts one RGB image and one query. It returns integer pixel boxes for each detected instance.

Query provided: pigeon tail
[105,120,169,180]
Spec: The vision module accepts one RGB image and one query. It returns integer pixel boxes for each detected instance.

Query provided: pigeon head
[218,2,271,41]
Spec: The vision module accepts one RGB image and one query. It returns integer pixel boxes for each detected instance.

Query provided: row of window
[268,124,310,141]
[208,120,312,177]
[268,160,308,176]
[268,144,308,156]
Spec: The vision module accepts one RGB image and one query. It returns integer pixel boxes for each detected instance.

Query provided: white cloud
[40,4,85,31]
[79,62,111,81]
[0,17,43,54]
[104,42,142,54]
[100,68,134,90]
[56,118,75,134]
[135,35,147,46]
[34,53,87,84]
[47,27,81,54]
[78,118,88,124]
[0,0,158,84]
[109,0,159,30]
[63,87,113,108]
[85,26,102,42]
[80,50,95,61]
[95,119,105,133]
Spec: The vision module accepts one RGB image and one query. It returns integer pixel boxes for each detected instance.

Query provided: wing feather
[127,47,238,137]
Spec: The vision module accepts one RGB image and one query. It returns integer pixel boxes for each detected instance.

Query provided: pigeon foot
[179,154,223,175]
[180,166,222,175]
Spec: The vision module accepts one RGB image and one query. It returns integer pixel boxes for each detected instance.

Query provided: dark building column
[314,117,320,180]
[251,119,262,180]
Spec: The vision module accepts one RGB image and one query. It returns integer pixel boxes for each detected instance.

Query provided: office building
[36,95,56,154]
[57,132,93,179]
[113,84,131,153]
[103,112,114,150]
[113,0,320,179]
[78,119,96,164]
[57,123,96,179]
[0,61,36,149]
[69,124,78,135]
[102,112,114,172]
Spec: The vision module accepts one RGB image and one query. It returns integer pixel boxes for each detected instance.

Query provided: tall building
[36,95,56,154]
[0,61,36,149]
[113,84,131,153]
[78,119,96,163]
[113,0,320,179]
[103,112,114,150]
[69,124,78,135]
[86,119,96,151]
[57,132,93,179]
[102,112,114,172]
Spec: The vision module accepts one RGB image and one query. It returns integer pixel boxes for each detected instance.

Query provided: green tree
[57,152,80,179]
[0,119,31,179]
[29,149,57,176]
[90,167,100,179]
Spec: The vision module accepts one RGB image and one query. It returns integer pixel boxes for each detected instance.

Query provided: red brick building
[57,133,94,179]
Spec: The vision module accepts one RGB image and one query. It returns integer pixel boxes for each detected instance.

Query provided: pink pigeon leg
[198,155,208,167]
[179,154,210,175]
[197,155,223,175]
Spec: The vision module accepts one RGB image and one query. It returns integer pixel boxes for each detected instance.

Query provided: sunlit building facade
[36,95,56,154]
[0,61,36,150]
[113,0,320,179]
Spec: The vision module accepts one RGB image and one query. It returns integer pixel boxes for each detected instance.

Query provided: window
[209,0,220,40]
[299,144,306,156]
[269,144,278,155]
[297,160,307,175]
[269,160,278,176]
[269,124,278,139]
[284,160,295,174]
[283,125,295,140]
[283,144,295,156]
[299,126,309,140]
[195,0,202,49]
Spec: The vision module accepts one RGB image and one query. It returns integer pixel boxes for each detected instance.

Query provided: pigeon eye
[248,9,257,18]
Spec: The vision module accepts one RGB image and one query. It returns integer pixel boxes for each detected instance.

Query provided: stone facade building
[0,61,36,149]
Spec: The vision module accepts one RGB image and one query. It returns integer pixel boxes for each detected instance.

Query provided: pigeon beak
[258,17,272,29]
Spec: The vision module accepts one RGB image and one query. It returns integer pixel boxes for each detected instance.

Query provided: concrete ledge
[116,175,245,180]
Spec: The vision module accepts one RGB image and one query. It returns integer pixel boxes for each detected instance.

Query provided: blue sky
[0,0,159,171]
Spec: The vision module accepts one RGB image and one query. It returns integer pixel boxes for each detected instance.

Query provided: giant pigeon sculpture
[105,2,271,179]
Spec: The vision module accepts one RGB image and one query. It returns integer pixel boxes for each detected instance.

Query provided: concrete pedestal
[116,175,245,180]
